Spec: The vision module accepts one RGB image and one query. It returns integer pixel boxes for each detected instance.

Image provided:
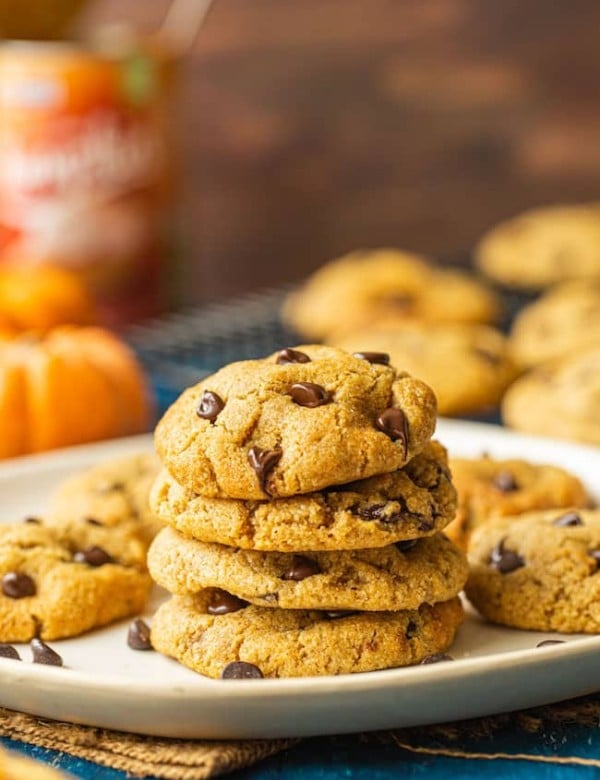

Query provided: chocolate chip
[553,512,583,527]
[324,610,358,620]
[207,589,248,615]
[489,538,525,574]
[276,348,311,365]
[492,471,518,492]
[353,352,390,365]
[248,447,282,493]
[0,644,20,660]
[2,572,36,599]
[74,546,113,567]
[405,620,418,639]
[31,638,63,666]
[376,407,409,458]
[282,555,321,581]
[420,653,454,664]
[290,382,330,408]
[536,640,565,648]
[221,661,264,679]
[196,390,225,423]
[395,539,418,552]
[127,618,153,650]
[23,516,41,524]
[589,550,600,567]
[85,517,104,527]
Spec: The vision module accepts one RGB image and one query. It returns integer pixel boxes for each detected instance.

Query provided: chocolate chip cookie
[150,441,456,550]
[150,592,464,678]
[476,203,600,290]
[465,509,600,632]
[48,452,162,549]
[155,345,437,499]
[0,521,151,642]
[0,747,70,780]
[502,346,600,446]
[148,527,468,611]
[283,249,501,340]
[331,322,516,416]
[445,456,591,549]
[510,279,600,368]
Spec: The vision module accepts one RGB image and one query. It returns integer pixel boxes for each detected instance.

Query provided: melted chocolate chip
[207,589,248,615]
[395,539,418,553]
[127,618,153,650]
[536,640,565,648]
[0,643,20,660]
[352,352,390,366]
[85,517,104,527]
[23,516,41,524]
[324,610,358,620]
[197,390,225,423]
[553,512,583,527]
[74,546,113,567]
[2,572,36,599]
[290,382,330,408]
[31,638,63,666]
[420,653,453,664]
[405,620,418,639]
[589,550,600,567]
[492,471,519,492]
[221,661,264,679]
[276,348,311,365]
[376,408,409,458]
[282,555,321,581]
[489,538,525,574]
[248,447,282,493]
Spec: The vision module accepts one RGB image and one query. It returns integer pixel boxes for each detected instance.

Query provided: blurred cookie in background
[283,248,501,341]
[510,279,600,368]
[446,455,591,550]
[476,203,600,291]
[502,345,600,446]
[331,322,516,417]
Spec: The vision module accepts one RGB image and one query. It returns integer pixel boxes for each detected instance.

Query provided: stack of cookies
[147,345,468,679]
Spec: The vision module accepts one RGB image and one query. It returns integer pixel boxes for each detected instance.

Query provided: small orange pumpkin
[0,265,96,333]
[0,326,153,458]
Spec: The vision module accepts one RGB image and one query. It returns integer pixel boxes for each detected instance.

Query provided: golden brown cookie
[155,345,437,499]
[0,747,71,780]
[510,279,600,367]
[48,452,162,550]
[148,528,468,611]
[150,592,464,678]
[150,441,457,551]
[502,346,600,446]
[465,509,600,632]
[476,203,600,290]
[282,249,501,340]
[331,322,517,416]
[0,521,151,642]
[445,456,591,550]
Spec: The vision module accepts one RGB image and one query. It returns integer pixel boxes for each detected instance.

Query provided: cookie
[0,747,71,780]
[283,249,501,340]
[510,279,600,367]
[150,592,464,678]
[445,456,591,550]
[465,509,600,633]
[331,322,516,416]
[148,527,468,611]
[150,441,456,551]
[0,521,151,642]
[48,452,162,550]
[476,203,600,290]
[155,345,437,499]
[502,346,600,446]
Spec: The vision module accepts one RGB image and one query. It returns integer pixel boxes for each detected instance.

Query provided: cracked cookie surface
[155,345,437,499]
[148,527,468,611]
[465,509,600,632]
[0,522,151,642]
[150,592,464,678]
[150,441,456,550]
[446,456,590,550]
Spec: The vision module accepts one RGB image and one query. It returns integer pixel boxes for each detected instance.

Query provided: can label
[0,44,171,326]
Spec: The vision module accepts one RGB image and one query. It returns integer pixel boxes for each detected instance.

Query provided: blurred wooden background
[82,0,600,302]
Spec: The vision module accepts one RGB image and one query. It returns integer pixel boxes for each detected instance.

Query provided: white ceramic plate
[0,420,598,739]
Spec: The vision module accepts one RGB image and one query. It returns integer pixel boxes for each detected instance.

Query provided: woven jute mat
[2,694,600,778]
